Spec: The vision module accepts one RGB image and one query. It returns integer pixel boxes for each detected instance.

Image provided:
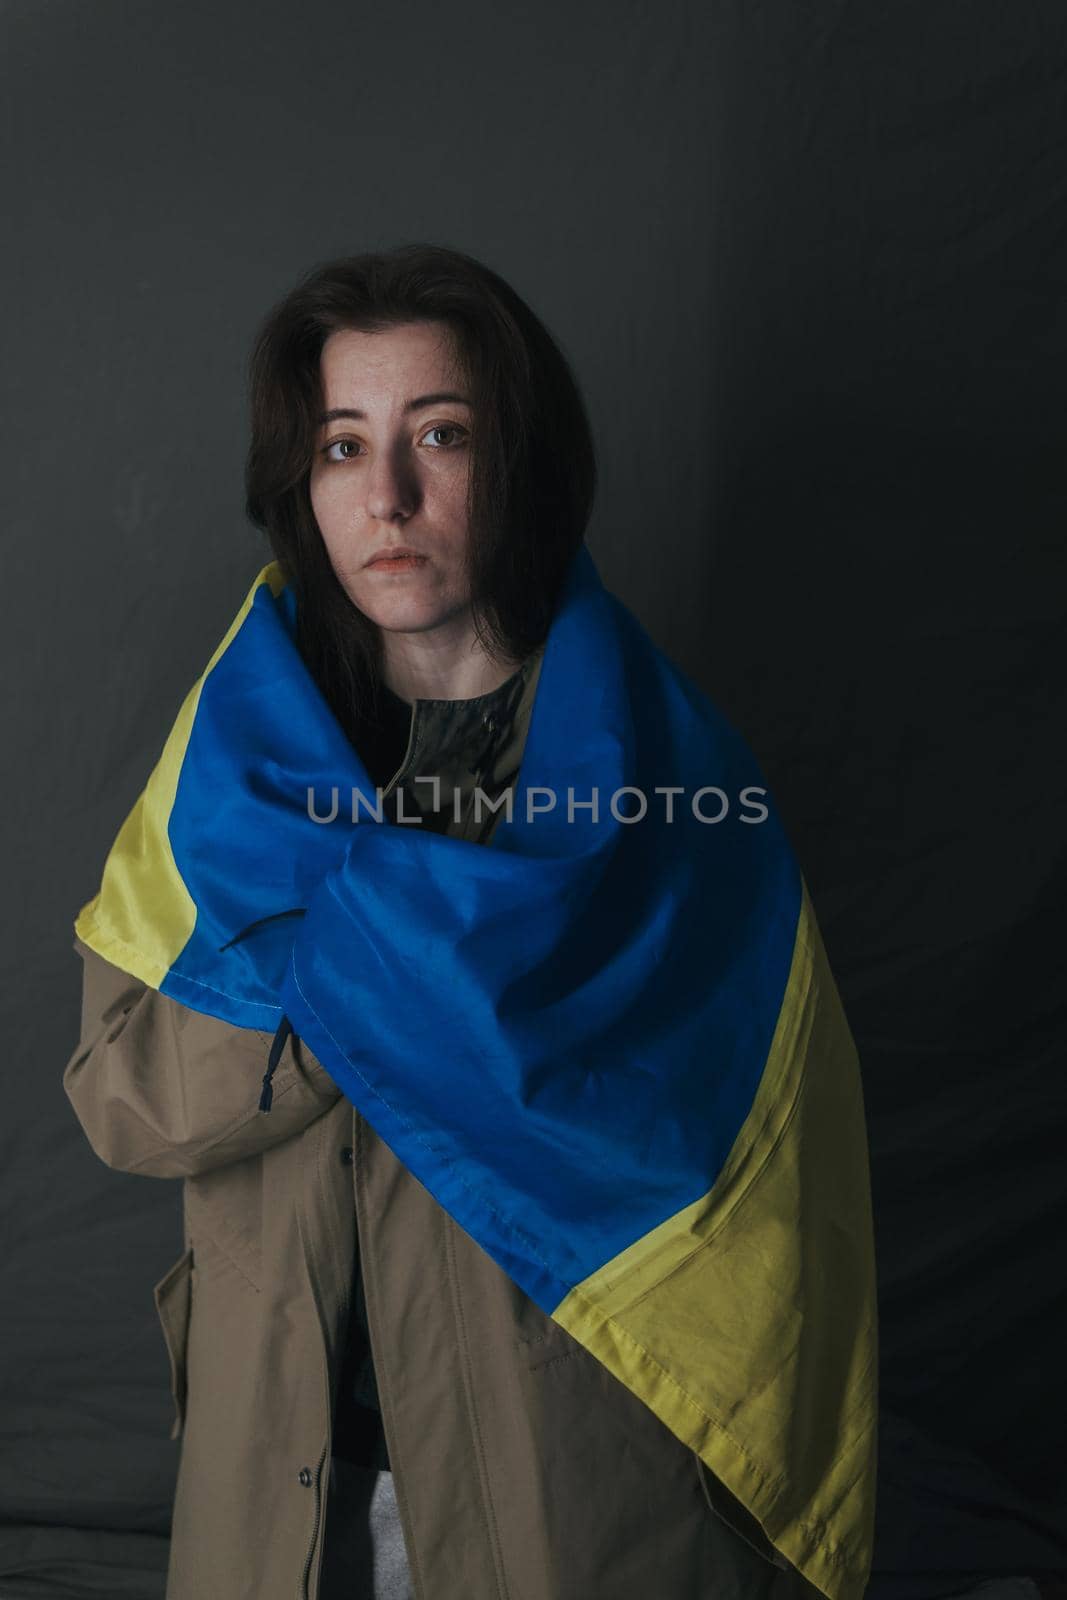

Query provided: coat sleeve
[63,935,344,1179]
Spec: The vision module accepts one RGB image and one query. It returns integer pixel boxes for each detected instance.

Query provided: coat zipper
[295,1111,348,1600]
[292,709,415,1600]
[298,1433,330,1600]
[351,1106,424,1600]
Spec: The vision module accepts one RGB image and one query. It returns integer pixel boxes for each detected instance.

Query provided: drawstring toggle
[260,1014,294,1112]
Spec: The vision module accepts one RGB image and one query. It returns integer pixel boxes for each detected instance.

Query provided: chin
[347,590,460,636]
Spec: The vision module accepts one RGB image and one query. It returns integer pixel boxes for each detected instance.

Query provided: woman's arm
[63,936,343,1178]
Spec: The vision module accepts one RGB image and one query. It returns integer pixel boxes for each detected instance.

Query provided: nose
[366,444,418,525]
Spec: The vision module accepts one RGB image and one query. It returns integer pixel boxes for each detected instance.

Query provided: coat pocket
[153,1246,194,1441]
[515,1317,589,1371]
[508,1285,589,1371]
[183,1157,262,1291]
[694,1454,792,1573]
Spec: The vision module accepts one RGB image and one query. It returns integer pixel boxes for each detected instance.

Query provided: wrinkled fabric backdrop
[2,1,1065,1597]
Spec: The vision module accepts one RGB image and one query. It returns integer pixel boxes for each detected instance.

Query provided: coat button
[340,1146,354,1165]
[298,1466,313,1487]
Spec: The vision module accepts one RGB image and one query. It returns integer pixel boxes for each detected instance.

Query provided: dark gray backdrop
[3,1,1065,1596]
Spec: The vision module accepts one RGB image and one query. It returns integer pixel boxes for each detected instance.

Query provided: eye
[321,438,362,463]
[420,424,468,449]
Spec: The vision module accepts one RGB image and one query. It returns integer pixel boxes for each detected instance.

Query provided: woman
[64,244,878,1600]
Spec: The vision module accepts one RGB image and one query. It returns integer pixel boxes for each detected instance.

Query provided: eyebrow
[317,391,473,425]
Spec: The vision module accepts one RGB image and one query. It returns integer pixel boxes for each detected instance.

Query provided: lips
[365,548,427,567]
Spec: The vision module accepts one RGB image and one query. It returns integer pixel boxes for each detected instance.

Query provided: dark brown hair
[244,242,597,743]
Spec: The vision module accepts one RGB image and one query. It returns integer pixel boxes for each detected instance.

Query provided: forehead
[318,321,464,405]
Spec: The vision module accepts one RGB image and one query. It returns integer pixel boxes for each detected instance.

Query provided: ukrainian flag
[76,543,878,1600]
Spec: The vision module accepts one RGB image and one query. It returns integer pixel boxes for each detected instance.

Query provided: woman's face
[308,320,476,643]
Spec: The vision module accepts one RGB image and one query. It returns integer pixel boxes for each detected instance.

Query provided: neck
[380,615,523,704]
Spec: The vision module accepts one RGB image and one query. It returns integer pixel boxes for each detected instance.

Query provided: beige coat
[65,936,827,1600]
[64,658,825,1600]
